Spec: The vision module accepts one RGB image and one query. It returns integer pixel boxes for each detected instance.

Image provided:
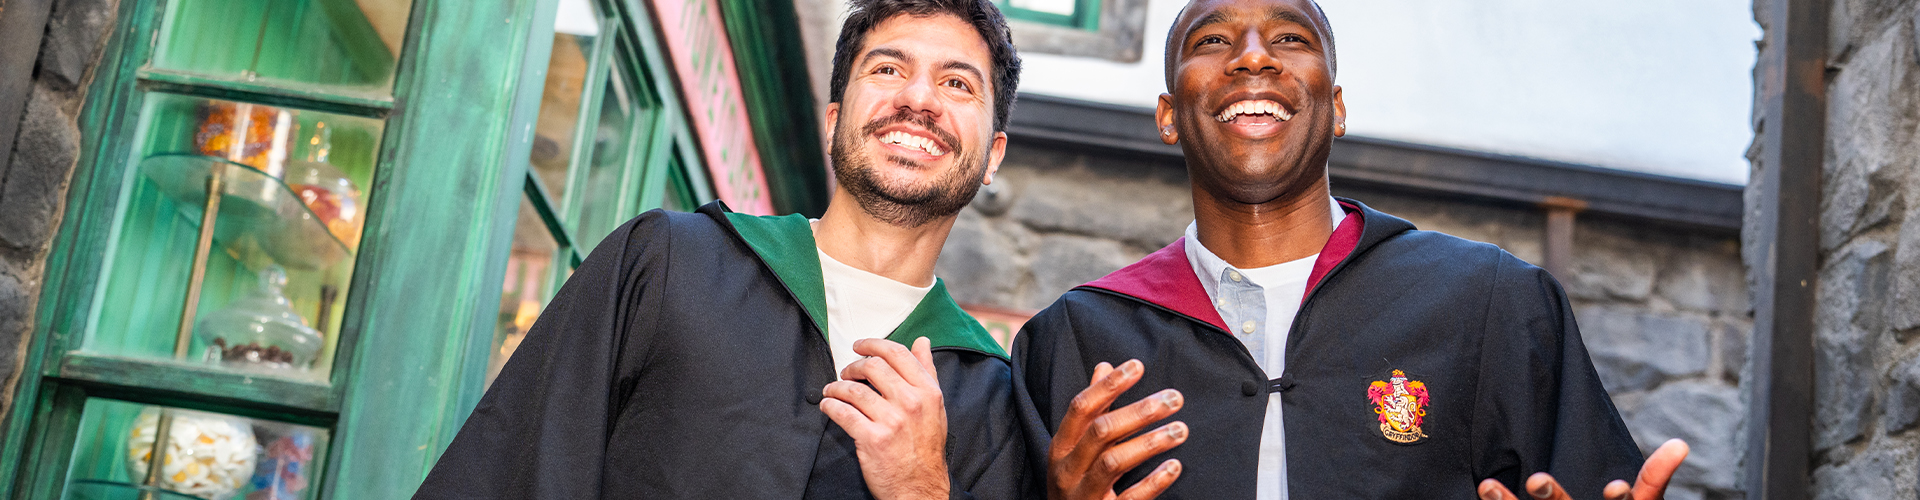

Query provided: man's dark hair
[829,0,1023,131]
[1162,0,1336,90]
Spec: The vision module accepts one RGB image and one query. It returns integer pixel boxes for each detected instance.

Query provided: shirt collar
[1185,197,1347,300]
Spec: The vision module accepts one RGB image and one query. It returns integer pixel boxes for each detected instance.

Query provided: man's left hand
[1477,439,1690,500]
[821,337,951,500]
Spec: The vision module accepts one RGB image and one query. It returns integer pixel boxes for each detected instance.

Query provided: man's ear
[1332,85,1346,137]
[1155,94,1179,145]
[824,102,841,137]
[984,130,1008,185]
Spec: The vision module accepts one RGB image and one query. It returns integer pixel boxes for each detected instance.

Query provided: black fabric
[416,203,1025,499]
[1013,199,1643,499]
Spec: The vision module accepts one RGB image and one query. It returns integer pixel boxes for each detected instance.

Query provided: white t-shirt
[817,248,933,374]
[1183,197,1346,500]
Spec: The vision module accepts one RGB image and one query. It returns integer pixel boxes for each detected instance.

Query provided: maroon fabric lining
[1078,202,1367,331]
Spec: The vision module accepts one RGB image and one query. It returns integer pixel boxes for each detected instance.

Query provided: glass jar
[124,408,258,500]
[195,266,324,372]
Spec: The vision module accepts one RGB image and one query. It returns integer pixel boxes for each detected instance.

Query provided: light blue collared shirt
[1182,197,1345,500]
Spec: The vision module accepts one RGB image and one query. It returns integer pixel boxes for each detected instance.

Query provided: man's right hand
[1048,359,1187,500]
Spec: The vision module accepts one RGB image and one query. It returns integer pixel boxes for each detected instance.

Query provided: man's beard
[830,109,988,228]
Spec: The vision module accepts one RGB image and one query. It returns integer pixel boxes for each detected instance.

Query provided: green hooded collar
[709,204,1008,359]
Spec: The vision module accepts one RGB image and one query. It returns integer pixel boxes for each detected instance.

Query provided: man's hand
[1476,439,1690,500]
[1048,359,1187,500]
[820,337,950,500]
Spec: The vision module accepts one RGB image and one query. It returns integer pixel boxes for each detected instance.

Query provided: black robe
[1013,198,1643,499]
[416,202,1026,499]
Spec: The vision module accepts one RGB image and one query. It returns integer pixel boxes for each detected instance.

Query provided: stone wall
[1786,0,1920,496]
[941,140,1752,499]
[0,0,117,431]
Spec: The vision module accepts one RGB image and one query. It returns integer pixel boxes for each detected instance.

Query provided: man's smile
[1210,93,1297,140]
[875,126,950,160]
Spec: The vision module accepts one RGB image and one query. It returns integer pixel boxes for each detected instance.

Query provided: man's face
[828,13,1007,228]
[1157,0,1344,205]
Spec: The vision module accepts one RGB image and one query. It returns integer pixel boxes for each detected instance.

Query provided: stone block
[1812,323,1876,451]
[1810,446,1912,500]
[1623,381,1744,495]
[1713,316,1751,384]
[1891,216,1920,332]
[937,209,1027,308]
[1577,305,1710,392]
[1026,234,1139,310]
[1003,161,1191,251]
[1655,242,1749,315]
[0,87,79,251]
[1882,353,1920,434]
[1565,228,1658,302]
[38,0,120,91]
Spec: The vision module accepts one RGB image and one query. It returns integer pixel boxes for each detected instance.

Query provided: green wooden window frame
[996,0,1100,30]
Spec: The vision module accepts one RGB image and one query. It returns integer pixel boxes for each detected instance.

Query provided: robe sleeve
[413,210,672,499]
[1009,298,1089,499]
[1470,257,1644,498]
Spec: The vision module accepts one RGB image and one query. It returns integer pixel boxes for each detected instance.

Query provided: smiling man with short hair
[413,0,1025,497]
[1014,0,1688,499]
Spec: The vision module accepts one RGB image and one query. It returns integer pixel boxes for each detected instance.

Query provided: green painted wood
[318,0,546,495]
[0,0,162,494]
[716,0,828,217]
[53,353,336,419]
[136,68,395,118]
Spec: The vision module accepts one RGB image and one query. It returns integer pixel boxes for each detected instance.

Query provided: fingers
[818,396,877,440]
[1523,473,1574,500]
[1603,480,1632,500]
[1087,421,1188,486]
[853,338,937,388]
[841,355,912,400]
[1115,459,1183,500]
[1630,439,1689,500]
[911,337,938,384]
[1478,479,1518,500]
[822,379,900,428]
[1051,360,1142,463]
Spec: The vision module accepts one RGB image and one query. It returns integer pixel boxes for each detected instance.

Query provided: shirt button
[1242,320,1256,334]
[1217,298,1228,307]
[806,388,824,405]
[1241,380,1261,397]
[1228,270,1244,282]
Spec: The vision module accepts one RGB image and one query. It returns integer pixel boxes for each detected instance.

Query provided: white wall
[1016,0,1760,184]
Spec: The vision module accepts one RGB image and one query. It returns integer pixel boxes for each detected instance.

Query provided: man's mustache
[858,109,963,155]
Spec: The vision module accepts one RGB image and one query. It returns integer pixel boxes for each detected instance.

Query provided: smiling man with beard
[1013,0,1690,499]
[412,0,1024,497]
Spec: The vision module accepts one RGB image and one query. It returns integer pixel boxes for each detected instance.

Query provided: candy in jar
[125,408,259,500]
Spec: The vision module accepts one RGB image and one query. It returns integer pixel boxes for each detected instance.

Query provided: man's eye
[876,66,899,76]
[943,79,970,91]
[1276,34,1306,44]
[1196,35,1227,47]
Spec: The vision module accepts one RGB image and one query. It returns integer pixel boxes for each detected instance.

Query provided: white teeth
[880,131,945,156]
[1215,100,1291,123]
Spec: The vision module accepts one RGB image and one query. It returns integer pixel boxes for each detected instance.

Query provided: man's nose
[1228,31,1281,75]
[891,71,941,118]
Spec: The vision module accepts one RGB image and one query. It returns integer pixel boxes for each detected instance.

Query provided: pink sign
[649,0,775,214]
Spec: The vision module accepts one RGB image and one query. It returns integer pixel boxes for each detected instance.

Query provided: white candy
[126,408,258,500]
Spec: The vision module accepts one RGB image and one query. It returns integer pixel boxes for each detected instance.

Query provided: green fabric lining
[720,210,1008,359]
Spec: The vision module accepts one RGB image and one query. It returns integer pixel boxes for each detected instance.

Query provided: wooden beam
[1539,196,1587,281]
[1743,0,1826,498]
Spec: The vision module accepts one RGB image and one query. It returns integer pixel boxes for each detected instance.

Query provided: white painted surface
[1014,0,1760,183]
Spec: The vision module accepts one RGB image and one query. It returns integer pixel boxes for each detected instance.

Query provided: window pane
[1009,0,1078,17]
[152,0,413,95]
[486,197,561,386]
[64,399,330,500]
[92,94,381,382]
[528,0,603,218]
[573,67,651,252]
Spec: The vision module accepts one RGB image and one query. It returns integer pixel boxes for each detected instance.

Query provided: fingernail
[1166,422,1187,441]
[1160,390,1183,409]
[1529,482,1552,499]
[1165,459,1182,476]
[1121,359,1142,376]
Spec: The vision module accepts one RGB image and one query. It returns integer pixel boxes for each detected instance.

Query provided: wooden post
[1539,196,1587,280]
[1744,0,1826,498]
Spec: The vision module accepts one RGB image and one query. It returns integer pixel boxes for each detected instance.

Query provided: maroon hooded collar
[1080,201,1366,332]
